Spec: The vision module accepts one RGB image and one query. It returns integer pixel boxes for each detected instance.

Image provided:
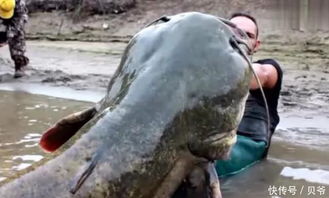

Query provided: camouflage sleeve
[6,0,28,60]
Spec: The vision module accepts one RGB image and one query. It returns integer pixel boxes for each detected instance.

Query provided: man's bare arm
[249,63,278,90]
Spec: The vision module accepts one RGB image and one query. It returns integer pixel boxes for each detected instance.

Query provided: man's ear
[253,40,261,52]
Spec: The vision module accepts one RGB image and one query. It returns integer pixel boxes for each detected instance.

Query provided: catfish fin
[39,107,97,152]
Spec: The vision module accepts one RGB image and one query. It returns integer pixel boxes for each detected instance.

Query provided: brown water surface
[0,90,92,182]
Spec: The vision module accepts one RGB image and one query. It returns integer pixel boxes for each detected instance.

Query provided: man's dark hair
[230,12,259,38]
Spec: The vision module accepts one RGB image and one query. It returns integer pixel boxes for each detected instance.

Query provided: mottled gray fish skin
[0,12,250,198]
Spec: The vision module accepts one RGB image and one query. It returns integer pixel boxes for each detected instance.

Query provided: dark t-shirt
[237,59,283,145]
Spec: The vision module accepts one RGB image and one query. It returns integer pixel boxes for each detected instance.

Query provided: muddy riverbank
[1,37,328,138]
[25,0,329,42]
[1,38,329,114]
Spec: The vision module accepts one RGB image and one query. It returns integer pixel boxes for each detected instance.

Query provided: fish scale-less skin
[0,12,250,198]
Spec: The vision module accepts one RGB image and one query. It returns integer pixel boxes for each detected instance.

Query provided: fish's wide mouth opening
[203,130,237,160]
[204,129,237,145]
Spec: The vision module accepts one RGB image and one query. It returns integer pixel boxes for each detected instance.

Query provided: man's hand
[0,42,7,47]
[184,162,222,198]
[12,55,29,67]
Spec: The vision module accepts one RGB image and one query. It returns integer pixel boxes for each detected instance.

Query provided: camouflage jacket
[0,0,28,63]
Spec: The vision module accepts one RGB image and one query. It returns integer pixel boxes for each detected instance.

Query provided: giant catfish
[0,12,252,198]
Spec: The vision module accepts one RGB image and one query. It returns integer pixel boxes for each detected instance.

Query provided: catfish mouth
[204,129,237,146]
[202,129,237,161]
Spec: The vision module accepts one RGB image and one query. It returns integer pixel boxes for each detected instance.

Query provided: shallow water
[221,143,329,198]
[0,90,328,198]
[0,90,92,182]
[221,112,329,198]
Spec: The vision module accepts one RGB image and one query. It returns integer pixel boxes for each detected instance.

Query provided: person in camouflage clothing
[0,0,29,78]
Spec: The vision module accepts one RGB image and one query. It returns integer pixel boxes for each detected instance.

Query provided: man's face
[230,16,260,52]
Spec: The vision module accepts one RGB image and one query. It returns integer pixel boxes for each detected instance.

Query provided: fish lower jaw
[203,132,237,161]
[206,132,237,146]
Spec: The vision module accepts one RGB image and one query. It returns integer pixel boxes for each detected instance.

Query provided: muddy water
[221,113,329,198]
[1,92,328,197]
[0,90,92,182]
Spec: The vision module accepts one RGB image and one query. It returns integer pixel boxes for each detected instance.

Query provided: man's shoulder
[254,58,283,77]
[254,58,280,67]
